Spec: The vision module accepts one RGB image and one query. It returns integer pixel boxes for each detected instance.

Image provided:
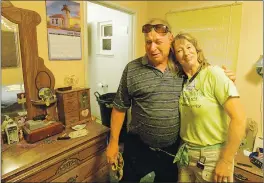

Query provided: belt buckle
[197,156,206,170]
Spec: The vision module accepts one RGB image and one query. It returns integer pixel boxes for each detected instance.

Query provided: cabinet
[1,122,110,183]
[56,88,91,128]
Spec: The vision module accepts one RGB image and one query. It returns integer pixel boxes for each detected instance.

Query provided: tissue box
[25,120,45,131]
[23,122,64,143]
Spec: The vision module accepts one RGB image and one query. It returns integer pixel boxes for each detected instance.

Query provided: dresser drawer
[51,151,108,182]
[63,92,77,101]
[21,138,107,182]
[64,99,78,113]
[83,164,109,183]
[65,111,79,124]
[234,167,263,182]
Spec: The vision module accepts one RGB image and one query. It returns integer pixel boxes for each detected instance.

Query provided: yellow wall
[10,1,86,88]
[147,1,237,20]
[2,68,23,86]
[236,1,263,136]
[148,1,263,136]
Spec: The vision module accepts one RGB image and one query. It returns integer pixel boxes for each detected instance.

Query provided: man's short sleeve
[209,66,239,105]
[113,65,131,111]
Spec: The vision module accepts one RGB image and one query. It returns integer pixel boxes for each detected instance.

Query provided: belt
[149,146,176,157]
[173,142,225,167]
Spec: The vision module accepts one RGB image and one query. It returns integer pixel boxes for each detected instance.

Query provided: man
[106,18,235,182]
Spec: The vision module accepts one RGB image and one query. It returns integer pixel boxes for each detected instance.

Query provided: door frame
[83,1,136,87]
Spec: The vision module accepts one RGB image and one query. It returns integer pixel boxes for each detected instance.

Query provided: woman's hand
[214,158,234,182]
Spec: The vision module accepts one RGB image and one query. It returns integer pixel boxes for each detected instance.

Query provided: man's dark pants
[120,133,180,183]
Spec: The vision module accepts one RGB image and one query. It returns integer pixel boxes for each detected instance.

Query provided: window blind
[166,4,242,71]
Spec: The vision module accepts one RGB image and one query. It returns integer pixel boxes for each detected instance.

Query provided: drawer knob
[66,175,78,183]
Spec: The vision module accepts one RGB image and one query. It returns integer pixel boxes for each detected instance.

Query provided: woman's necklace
[182,66,202,87]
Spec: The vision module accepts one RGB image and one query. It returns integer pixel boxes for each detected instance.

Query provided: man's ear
[169,33,174,43]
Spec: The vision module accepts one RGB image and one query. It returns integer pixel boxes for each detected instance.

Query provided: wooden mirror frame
[2,1,57,120]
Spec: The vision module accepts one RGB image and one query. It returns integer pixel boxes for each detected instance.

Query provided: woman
[172,33,246,183]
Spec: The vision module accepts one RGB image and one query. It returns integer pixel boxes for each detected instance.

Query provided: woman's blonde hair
[173,32,210,73]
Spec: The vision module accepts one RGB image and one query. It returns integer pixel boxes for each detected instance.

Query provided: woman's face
[174,39,198,68]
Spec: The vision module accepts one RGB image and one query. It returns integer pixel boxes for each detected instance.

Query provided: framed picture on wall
[45,1,82,60]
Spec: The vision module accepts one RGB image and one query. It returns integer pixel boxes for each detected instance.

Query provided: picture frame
[45,1,82,60]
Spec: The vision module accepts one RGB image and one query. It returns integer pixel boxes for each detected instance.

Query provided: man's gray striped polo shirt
[113,56,183,148]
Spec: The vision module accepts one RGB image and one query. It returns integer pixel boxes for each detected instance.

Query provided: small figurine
[2,115,13,132]
[3,116,19,144]
[38,88,55,106]
[18,129,24,140]
[17,93,26,111]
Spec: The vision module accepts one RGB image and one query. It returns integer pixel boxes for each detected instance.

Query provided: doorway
[85,2,134,120]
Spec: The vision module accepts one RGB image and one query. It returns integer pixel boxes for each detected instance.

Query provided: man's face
[144,29,173,65]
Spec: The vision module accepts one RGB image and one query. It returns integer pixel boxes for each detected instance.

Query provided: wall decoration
[46,1,82,60]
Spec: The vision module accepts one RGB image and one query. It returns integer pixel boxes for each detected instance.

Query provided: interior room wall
[10,1,86,88]
[8,1,262,136]
[10,1,148,89]
[87,2,132,119]
[2,68,23,86]
[83,1,148,88]
[99,1,149,58]
[148,1,263,136]
[235,1,263,137]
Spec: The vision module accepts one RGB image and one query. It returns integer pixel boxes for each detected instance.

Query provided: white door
[87,2,133,120]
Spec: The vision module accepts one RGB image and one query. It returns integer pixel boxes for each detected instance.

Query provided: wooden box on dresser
[1,122,110,183]
[56,88,92,128]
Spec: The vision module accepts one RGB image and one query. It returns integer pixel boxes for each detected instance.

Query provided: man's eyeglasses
[142,24,170,34]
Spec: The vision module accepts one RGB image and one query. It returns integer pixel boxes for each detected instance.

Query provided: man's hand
[214,159,234,183]
[222,65,236,83]
[106,140,119,165]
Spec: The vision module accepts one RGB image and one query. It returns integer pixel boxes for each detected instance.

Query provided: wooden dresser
[1,122,110,183]
[56,88,91,128]
[234,150,263,182]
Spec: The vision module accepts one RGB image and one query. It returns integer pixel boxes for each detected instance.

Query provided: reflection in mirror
[1,16,26,119]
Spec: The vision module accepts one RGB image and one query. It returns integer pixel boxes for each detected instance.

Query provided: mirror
[1,1,57,120]
[1,16,25,118]
[1,16,21,68]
